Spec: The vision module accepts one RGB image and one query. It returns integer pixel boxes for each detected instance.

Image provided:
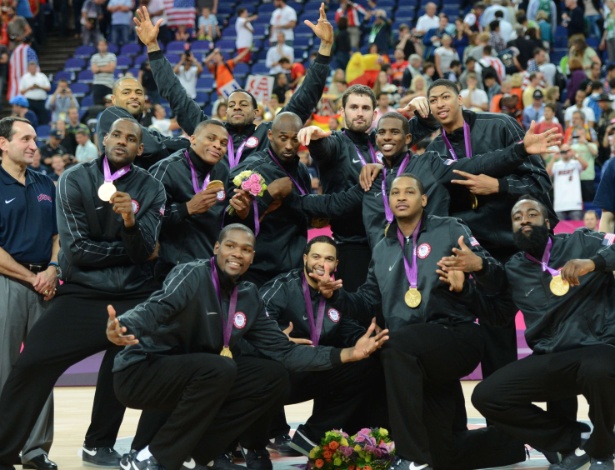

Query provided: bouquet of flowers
[308,430,354,470]
[308,428,395,470]
[227,170,267,216]
[351,428,396,470]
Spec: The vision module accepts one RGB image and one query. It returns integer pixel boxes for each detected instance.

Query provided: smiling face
[428,84,465,131]
[304,242,338,280]
[112,78,145,117]
[102,119,143,167]
[0,120,38,167]
[389,175,427,221]
[227,91,257,128]
[214,228,255,279]
[190,123,229,164]
[341,93,375,133]
[376,116,411,160]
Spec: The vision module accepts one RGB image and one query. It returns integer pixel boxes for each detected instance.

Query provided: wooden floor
[40,382,591,470]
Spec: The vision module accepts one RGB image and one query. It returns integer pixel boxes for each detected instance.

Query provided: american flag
[164,0,196,28]
[604,233,615,246]
[8,44,38,100]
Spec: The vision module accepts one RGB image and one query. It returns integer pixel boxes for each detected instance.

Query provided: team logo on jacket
[604,233,615,246]
[215,190,226,201]
[469,237,480,247]
[245,136,259,148]
[131,200,140,215]
[37,193,52,203]
[417,243,431,259]
[375,151,384,164]
[159,205,165,216]
[328,308,340,323]
[233,312,247,329]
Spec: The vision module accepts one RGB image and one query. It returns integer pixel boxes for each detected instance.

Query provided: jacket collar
[385,212,429,241]
[446,110,477,143]
[187,147,214,175]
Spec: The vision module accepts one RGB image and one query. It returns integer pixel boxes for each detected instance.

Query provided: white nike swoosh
[95,206,104,210]
[409,464,429,470]
[302,315,308,320]
[183,459,196,469]
[352,158,361,163]
[120,461,131,470]
[5,198,15,204]
[525,288,535,297]
[374,192,382,197]
[206,311,219,315]
[82,448,98,457]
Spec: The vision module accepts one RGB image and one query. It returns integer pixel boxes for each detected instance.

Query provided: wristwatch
[48,261,62,279]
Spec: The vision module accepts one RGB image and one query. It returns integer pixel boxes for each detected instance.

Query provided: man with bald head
[0,118,166,470]
[96,76,190,169]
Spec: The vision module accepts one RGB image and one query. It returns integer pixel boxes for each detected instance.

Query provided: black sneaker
[288,425,318,457]
[590,458,615,470]
[243,449,272,470]
[266,434,301,456]
[120,450,139,470]
[137,457,165,470]
[82,445,122,468]
[549,448,590,470]
[206,453,245,470]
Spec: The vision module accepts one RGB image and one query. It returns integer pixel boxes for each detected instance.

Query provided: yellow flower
[378,428,388,437]
[341,438,349,446]
[309,446,320,459]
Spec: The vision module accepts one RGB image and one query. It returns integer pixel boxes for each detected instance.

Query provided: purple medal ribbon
[441,121,473,160]
[396,221,421,289]
[103,156,131,183]
[227,139,247,169]
[381,153,411,224]
[301,274,327,346]
[343,130,376,166]
[210,257,239,351]
[524,237,560,277]
[267,149,308,195]
[184,150,211,194]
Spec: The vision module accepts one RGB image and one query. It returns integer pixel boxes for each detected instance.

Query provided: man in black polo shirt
[0,118,166,470]
[0,117,58,470]
[39,130,67,168]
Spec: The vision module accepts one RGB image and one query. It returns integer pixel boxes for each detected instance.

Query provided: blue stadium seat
[167,41,189,54]
[192,40,213,54]
[234,62,250,75]
[216,38,236,51]
[196,75,215,92]
[64,58,86,72]
[258,3,276,14]
[166,53,182,65]
[80,95,94,107]
[120,43,143,56]
[36,124,51,141]
[203,103,213,116]
[54,70,74,82]
[133,53,149,67]
[77,69,94,84]
[115,55,133,70]
[294,35,312,48]
[195,91,209,105]
[252,23,269,39]
[71,83,90,98]
[74,45,96,59]
[107,43,119,54]
[251,61,270,74]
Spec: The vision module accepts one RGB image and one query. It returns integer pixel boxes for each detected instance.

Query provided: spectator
[204,47,250,96]
[536,103,564,135]
[594,156,615,232]
[278,57,306,89]
[40,129,68,166]
[460,72,488,111]
[149,103,179,137]
[562,0,584,37]
[369,92,395,131]
[527,0,557,41]
[526,46,557,87]
[390,48,408,85]
[569,34,601,72]
[522,89,545,130]
[544,86,565,126]
[565,89,596,128]
[601,5,615,63]
[602,63,615,94]
[140,95,154,127]
[414,2,439,36]
[48,154,66,183]
[566,58,588,108]
[235,8,257,63]
[459,57,482,90]
[478,44,506,83]
[464,1,486,32]
[0,42,7,107]
[567,110,599,202]
[90,38,117,106]
[507,26,540,70]
[332,17,351,70]
[5,5,31,49]
[173,50,203,99]
[494,10,513,42]
[197,7,220,41]
[74,128,98,163]
[447,59,462,82]
[65,107,90,155]
[272,72,289,104]
[453,17,471,56]
[583,209,599,230]
[138,60,161,104]
[80,0,103,46]
[363,9,391,54]
[29,146,50,175]
[522,72,544,107]
[45,79,79,124]
[334,0,366,50]
[535,11,552,49]
[18,60,50,125]
[212,100,227,121]
[422,61,436,88]
[394,23,419,60]
[401,53,423,90]
[422,13,451,62]
[582,0,602,39]
[266,31,294,75]
[596,94,615,164]
[483,70,501,107]
[270,0,297,46]
[140,0,169,44]
[583,81,605,121]
[488,20,506,53]
[434,34,459,80]
[481,0,509,27]
[546,144,587,220]
[107,0,134,47]
[9,95,37,127]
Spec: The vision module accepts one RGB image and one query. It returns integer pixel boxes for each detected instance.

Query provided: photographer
[596,94,615,167]
[173,50,203,100]
[45,79,79,124]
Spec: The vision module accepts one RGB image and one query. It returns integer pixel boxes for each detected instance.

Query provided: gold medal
[98,182,117,202]
[404,287,422,308]
[471,194,479,210]
[220,346,233,358]
[549,275,570,296]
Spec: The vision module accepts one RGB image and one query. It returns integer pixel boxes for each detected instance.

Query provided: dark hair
[608,63,615,73]
[392,173,425,195]
[227,89,258,109]
[544,103,556,113]
[590,80,603,91]
[489,20,499,31]
[533,46,546,56]
[513,194,548,217]
[0,117,32,141]
[278,57,291,64]
[193,119,227,135]
[449,59,461,68]
[483,69,498,81]
[304,235,337,256]
[109,117,143,142]
[237,7,247,15]
[376,92,388,99]
[378,111,410,135]
[341,84,377,109]
[427,79,459,98]
[219,223,255,243]
[494,10,504,18]
[337,16,348,29]
[483,44,493,55]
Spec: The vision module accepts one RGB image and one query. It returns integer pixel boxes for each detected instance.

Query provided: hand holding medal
[559,258,597,287]
[525,238,571,297]
[98,156,131,202]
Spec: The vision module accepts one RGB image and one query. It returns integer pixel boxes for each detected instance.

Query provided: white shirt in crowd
[266,43,294,74]
[19,72,50,101]
[460,88,488,109]
[552,159,584,212]
[415,14,440,33]
[76,139,99,163]
[236,16,254,49]
[177,65,199,99]
[270,4,297,42]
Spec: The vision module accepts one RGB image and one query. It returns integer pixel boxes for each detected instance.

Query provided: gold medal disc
[220,346,233,358]
[405,287,422,308]
[549,275,570,296]
[97,182,117,202]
